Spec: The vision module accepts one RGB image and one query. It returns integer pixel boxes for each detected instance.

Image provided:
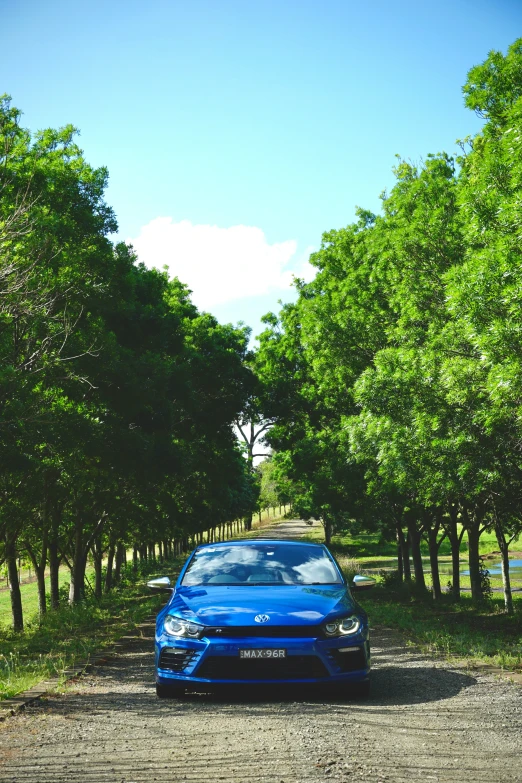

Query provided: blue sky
[3,0,521,337]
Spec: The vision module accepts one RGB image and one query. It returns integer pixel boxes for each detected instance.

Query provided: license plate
[239,649,286,659]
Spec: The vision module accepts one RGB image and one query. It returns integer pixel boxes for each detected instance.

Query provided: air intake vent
[328,647,367,672]
[159,648,198,672]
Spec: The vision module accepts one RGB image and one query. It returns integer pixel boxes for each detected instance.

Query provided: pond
[364,558,522,579]
[461,559,522,577]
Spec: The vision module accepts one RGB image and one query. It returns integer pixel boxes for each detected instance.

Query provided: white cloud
[127,217,314,310]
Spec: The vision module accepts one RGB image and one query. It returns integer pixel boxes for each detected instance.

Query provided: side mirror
[147,576,172,592]
[352,574,376,590]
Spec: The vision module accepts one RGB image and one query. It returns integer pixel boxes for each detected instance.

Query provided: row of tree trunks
[394,502,512,607]
[4,512,278,630]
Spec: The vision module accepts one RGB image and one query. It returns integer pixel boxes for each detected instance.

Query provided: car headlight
[164,616,204,638]
[324,615,361,637]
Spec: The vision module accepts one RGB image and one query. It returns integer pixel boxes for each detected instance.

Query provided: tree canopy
[255,39,522,613]
[0,96,258,628]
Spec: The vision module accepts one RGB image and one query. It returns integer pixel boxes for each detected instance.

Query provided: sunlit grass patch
[0,558,184,700]
[360,586,522,671]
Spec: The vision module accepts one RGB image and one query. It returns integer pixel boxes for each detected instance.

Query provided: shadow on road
[166,665,476,707]
[40,657,477,720]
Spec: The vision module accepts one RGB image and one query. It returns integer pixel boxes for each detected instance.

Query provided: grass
[359,586,522,672]
[0,508,288,700]
[0,569,73,627]
[0,557,185,701]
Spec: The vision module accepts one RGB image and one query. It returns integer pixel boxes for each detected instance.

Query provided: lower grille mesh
[196,655,329,681]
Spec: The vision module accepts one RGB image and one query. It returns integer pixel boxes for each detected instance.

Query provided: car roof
[195,539,326,549]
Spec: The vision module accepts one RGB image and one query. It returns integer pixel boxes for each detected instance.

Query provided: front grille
[159,647,198,672]
[328,647,367,672]
[196,655,329,681]
[204,626,322,638]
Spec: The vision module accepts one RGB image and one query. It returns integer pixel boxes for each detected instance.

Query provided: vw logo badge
[254,614,270,623]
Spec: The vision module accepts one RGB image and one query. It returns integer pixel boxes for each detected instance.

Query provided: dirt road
[1,522,520,783]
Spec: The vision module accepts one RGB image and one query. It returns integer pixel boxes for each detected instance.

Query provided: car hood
[167,585,355,626]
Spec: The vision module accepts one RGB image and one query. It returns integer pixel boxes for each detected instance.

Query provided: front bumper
[155,630,371,686]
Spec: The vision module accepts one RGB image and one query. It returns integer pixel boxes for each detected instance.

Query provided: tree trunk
[5,534,23,631]
[49,535,60,610]
[114,543,125,584]
[25,540,48,618]
[93,539,103,600]
[445,506,461,601]
[48,502,62,610]
[36,564,47,616]
[244,513,252,532]
[426,525,442,600]
[407,521,426,590]
[397,525,410,581]
[69,551,88,604]
[323,518,332,546]
[495,523,513,615]
[69,512,87,604]
[105,541,115,593]
[464,508,482,602]
[133,545,138,573]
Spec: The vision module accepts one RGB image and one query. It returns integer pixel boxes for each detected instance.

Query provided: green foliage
[463,39,522,122]
[0,96,258,629]
[253,39,522,611]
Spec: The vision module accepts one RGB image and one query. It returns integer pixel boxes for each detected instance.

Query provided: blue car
[147,539,375,699]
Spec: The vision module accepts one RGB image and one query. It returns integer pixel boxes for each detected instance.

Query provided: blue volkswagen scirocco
[147,539,375,698]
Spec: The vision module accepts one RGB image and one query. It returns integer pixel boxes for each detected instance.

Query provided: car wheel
[156,682,185,699]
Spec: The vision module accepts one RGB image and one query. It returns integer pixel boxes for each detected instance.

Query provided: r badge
[254,614,270,623]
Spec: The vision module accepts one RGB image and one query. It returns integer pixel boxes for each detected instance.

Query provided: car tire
[156,682,185,699]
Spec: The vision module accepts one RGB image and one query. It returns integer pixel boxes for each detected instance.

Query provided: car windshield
[181,543,342,586]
